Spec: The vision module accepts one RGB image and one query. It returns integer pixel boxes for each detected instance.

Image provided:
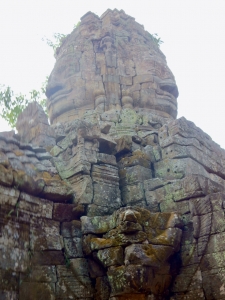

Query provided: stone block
[30,218,62,251]
[97,152,117,166]
[0,165,13,187]
[180,243,200,267]
[35,141,54,156]
[99,121,112,134]
[211,210,225,234]
[95,276,111,300]
[68,174,93,204]
[0,245,29,272]
[146,175,223,210]
[50,144,64,157]
[54,150,91,179]
[0,216,29,249]
[53,203,85,221]
[56,258,89,277]
[115,135,132,155]
[119,109,142,125]
[198,234,211,256]
[81,215,116,234]
[202,267,225,299]
[92,164,119,185]
[189,196,212,216]
[154,157,225,186]
[205,232,225,254]
[159,117,224,158]
[61,220,82,237]
[41,179,73,202]
[200,250,225,271]
[93,182,121,209]
[119,165,152,186]
[0,150,9,166]
[171,265,199,292]
[97,246,124,267]
[20,266,57,283]
[210,192,225,211]
[19,282,55,300]
[56,276,93,299]
[13,169,45,196]
[162,143,225,179]
[154,158,184,180]
[87,258,105,278]
[31,251,65,266]
[64,237,83,258]
[87,204,117,217]
[0,185,19,206]
[121,183,145,205]
[19,192,53,219]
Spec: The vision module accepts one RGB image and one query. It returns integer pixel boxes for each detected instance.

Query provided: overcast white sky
[1,0,225,148]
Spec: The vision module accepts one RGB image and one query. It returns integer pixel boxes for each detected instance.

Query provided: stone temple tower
[46,9,178,124]
[1,9,225,300]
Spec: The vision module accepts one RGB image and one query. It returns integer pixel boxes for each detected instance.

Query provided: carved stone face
[46,9,178,124]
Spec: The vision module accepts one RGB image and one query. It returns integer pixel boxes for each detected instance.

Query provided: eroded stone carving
[81,207,182,298]
[46,9,178,124]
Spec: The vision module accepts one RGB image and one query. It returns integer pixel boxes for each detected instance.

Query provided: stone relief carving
[46,9,178,124]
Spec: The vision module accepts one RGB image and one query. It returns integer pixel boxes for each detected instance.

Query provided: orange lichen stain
[42,172,52,180]
[91,238,114,250]
[13,150,24,156]
[120,150,150,168]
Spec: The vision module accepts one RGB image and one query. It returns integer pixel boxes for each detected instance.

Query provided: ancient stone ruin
[1,8,225,300]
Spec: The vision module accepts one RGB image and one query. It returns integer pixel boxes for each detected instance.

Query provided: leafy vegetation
[0,77,48,128]
[0,23,81,129]
[42,21,80,56]
[148,32,164,47]
[42,33,68,57]
[0,20,162,129]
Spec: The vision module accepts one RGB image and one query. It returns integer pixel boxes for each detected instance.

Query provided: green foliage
[0,86,29,129]
[42,33,68,56]
[64,250,71,268]
[73,21,81,29]
[148,32,164,47]
[42,21,81,56]
[7,200,20,218]
[0,21,81,129]
[0,77,48,128]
